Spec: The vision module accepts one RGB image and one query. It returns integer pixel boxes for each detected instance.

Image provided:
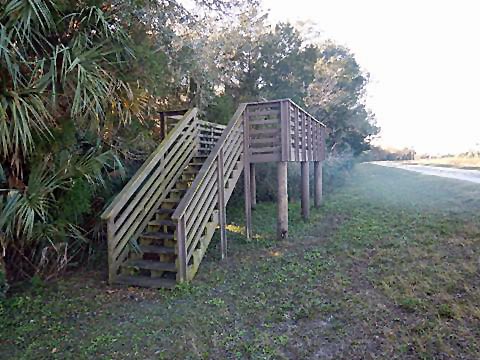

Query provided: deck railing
[172,104,247,281]
[101,109,199,283]
[245,99,326,163]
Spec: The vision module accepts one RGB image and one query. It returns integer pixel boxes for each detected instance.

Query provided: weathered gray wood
[277,161,288,240]
[301,161,310,220]
[294,106,300,161]
[251,146,281,154]
[217,150,227,259]
[314,161,323,208]
[243,116,253,240]
[177,217,187,282]
[250,163,256,209]
[251,153,281,163]
[250,128,281,137]
[101,108,198,220]
[280,100,289,161]
[107,218,116,284]
[173,103,247,220]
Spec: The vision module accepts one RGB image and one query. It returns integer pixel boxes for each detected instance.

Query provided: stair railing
[172,104,247,281]
[101,108,199,283]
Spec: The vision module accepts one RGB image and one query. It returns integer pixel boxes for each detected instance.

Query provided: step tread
[139,244,176,255]
[149,219,176,226]
[115,275,176,289]
[125,259,176,272]
[141,231,175,240]
[156,208,175,215]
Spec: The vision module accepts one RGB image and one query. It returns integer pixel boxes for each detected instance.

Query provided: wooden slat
[102,108,198,220]
[249,118,279,126]
[250,128,281,137]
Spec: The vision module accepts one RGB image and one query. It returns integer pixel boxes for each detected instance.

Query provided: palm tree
[0,0,142,284]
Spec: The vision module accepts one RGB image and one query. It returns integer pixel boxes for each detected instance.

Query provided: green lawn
[2,163,480,359]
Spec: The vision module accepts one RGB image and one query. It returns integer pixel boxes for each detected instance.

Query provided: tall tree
[306,42,379,154]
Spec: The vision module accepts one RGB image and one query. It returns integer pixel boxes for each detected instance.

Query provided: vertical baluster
[107,218,116,284]
[243,111,252,239]
[217,150,227,259]
[177,217,188,282]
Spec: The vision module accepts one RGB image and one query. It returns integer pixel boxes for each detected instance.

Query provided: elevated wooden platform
[101,99,326,288]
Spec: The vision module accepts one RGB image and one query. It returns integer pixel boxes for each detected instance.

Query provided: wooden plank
[280,100,289,162]
[294,106,300,161]
[173,103,247,220]
[250,153,281,163]
[112,129,195,246]
[217,150,227,259]
[111,138,195,261]
[102,108,198,219]
[250,146,281,154]
[250,136,281,145]
[243,113,252,240]
[301,111,307,160]
[250,128,281,137]
[177,217,187,282]
[277,161,288,240]
[249,118,280,126]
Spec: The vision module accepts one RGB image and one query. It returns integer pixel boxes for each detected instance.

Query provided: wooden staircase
[101,100,326,288]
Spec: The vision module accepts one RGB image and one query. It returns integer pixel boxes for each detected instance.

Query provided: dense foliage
[0,0,378,289]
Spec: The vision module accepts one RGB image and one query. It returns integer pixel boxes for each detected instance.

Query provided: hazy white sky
[262,0,480,154]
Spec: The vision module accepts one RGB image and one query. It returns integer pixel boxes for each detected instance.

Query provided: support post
[277,161,288,240]
[107,218,115,284]
[314,161,323,208]
[217,151,227,259]
[301,161,310,220]
[177,217,188,282]
[250,163,257,209]
[243,115,252,240]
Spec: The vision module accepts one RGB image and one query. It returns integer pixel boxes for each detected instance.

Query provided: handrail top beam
[246,98,326,128]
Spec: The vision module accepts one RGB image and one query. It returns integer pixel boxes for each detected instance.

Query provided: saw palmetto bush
[0,0,156,285]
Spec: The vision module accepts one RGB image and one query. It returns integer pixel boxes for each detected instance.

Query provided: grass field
[407,156,480,170]
[2,164,480,359]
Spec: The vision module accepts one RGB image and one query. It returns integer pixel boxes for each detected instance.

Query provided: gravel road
[371,162,480,184]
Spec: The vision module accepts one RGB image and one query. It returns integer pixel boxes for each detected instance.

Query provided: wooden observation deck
[101,99,326,288]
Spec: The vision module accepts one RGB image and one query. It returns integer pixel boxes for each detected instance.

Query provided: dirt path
[371,161,480,184]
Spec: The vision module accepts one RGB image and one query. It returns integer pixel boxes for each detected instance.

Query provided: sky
[262,0,480,155]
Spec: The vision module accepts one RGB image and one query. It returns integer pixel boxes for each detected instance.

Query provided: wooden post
[301,161,310,220]
[314,161,323,208]
[217,151,227,259]
[243,114,252,240]
[177,217,188,282]
[107,218,115,284]
[250,163,257,209]
[277,161,288,240]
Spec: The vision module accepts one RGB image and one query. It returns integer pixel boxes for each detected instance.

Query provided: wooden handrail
[102,108,199,283]
[247,99,326,128]
[101,108,198,220]
[172,104,247,220]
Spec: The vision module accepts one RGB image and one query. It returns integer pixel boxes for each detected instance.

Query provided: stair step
[183,169,199,175]
[156,208,175,215]
[141,231,175,240]
[163,198,179,204]
[149,219,176,227]
[139,244,176,255]
[124,259,176,272]
[115,275,176,289]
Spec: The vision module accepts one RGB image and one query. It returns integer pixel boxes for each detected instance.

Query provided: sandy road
[371,161,480,184]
